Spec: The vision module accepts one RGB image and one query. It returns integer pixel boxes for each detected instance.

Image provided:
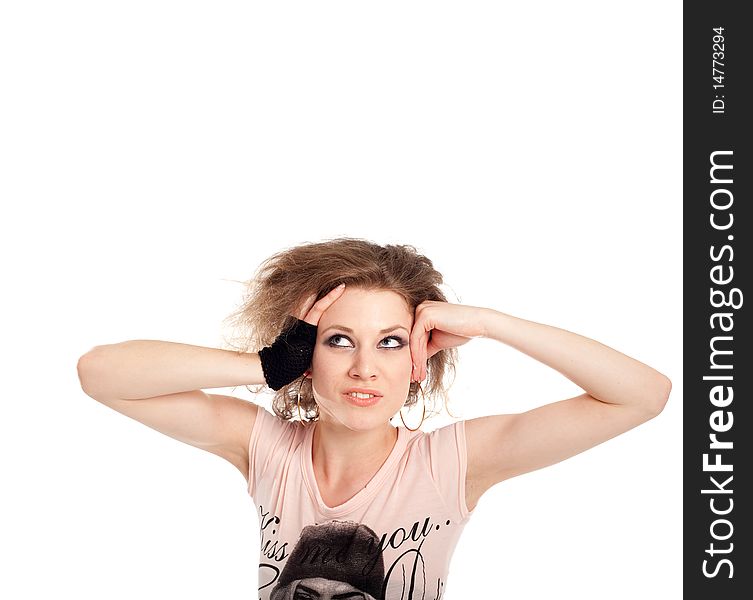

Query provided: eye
[380,335,406,349]
[327,334,353,348]
[326,334,406,349]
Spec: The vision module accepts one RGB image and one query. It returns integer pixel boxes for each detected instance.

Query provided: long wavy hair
[221,237,459,422]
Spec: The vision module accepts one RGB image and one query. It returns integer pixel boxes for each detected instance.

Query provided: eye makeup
[325,334,407,349]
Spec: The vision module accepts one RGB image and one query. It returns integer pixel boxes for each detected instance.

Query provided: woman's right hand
[294,283,347,325]
[258,285,346,390]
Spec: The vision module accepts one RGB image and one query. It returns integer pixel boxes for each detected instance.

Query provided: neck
[311,419,398,484]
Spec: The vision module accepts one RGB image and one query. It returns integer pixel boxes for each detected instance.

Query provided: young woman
[77,237,671,600]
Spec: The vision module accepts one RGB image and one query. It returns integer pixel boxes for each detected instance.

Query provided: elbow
[77,347,106,398]
[645,374,672,419]
[76,353,95,398]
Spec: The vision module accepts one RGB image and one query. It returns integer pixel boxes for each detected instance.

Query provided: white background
[1,1,682,598]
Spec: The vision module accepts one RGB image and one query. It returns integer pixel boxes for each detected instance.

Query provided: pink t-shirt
[247,406,474,600]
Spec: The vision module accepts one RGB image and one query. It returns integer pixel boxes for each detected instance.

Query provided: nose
[349,347,378,379]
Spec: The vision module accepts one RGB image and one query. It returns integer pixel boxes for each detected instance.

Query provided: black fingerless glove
[259,318,318,391]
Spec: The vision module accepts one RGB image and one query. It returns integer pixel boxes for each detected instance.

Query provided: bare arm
[408,302,671,510]
[75,285,347,478]
[76,341,264,478]
[478,309,671,410]
[465,309,671,506]
[77,340,264,401]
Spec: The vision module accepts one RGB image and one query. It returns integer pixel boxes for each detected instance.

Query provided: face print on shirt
[287,577,376,600]
[269,521,385,600]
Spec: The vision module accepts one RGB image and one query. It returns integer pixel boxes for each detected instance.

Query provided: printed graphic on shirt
[258,506,452,600]
[267,520,384,600]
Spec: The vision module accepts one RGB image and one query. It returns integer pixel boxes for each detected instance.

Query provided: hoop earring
[297,376,306,422]
[400,382,426,432]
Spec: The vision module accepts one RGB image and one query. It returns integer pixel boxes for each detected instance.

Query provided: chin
[313,384,405,430]
[317,401,396,432]
[332,409,393,432]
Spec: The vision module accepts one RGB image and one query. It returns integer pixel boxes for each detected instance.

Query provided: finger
[293,292,318,321]
[409,345,421,383]
[422,330,435,380]
[421,332,430,381]
[409,321,429,382]
[426,331,472,358]
[414,324,430,382]
[409,327,420,382]
[303,283,346,325]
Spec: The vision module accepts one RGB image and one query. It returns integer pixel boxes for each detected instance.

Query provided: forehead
[296,577,363,594]
[318,287,412,328]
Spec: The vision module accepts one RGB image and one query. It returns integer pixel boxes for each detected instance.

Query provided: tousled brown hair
[221,237,458,421]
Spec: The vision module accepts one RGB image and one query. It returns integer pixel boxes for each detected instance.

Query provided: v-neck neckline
[300,424,408,518]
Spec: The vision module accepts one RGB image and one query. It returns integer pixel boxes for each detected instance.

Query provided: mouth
[342,391,383,407]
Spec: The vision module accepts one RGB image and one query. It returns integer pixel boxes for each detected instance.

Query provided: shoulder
[408,420,474,517]
[246,407,308,490]
[403,419,466,454]
[248,406,307,453]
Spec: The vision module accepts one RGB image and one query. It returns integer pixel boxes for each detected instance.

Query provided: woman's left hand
[409,301,489,382]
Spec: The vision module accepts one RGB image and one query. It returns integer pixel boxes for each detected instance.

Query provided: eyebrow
[322,324,410,335]
[295,585,364,599]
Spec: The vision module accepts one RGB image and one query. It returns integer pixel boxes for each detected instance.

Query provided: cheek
[310,347,348,376]
[382,352,413,383]
[310,348,328,376]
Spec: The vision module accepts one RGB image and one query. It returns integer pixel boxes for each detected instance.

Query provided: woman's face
[291,577,376,599]
[308,287,414,432]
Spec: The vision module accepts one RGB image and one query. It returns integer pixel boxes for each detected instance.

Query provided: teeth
[350,392,376,399]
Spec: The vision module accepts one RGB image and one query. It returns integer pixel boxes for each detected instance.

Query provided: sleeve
[246,406,300,498]
[422,420,473,522]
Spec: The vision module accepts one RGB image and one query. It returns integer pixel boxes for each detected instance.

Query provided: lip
[342,388,383,407]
